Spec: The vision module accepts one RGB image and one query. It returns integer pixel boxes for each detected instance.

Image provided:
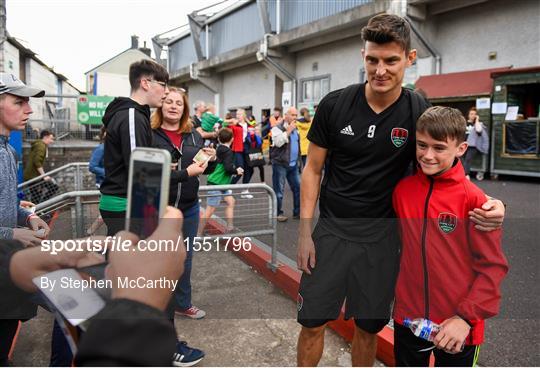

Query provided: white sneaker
[240,190,254,199]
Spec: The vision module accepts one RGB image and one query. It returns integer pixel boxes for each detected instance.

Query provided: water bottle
[403,318,440,342]
[403,318,464,353]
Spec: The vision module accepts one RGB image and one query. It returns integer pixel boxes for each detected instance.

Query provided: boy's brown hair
[416,106,467,143]
[129,59,169,92]
[361,14,411,53]
[218,127,233,144]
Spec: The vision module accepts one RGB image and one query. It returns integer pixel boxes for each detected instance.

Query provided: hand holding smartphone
[193,149,212,165]
[126,148,171,238]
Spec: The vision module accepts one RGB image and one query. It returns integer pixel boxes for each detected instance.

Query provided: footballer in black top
[308,83,424,241]
[297,83,430,331]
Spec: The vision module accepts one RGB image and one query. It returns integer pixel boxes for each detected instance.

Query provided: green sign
[77,95,114,125]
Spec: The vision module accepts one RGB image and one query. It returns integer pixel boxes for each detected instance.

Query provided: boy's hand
[469,197,505,231]
[434,316,470,354]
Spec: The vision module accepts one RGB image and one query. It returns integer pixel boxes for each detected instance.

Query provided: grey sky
[6,0,236,91]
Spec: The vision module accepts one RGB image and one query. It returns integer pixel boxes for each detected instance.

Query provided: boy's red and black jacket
[392,160,508,345]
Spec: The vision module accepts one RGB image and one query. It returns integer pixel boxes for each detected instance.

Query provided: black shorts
[394,323,480,367]
[297,225,400,334]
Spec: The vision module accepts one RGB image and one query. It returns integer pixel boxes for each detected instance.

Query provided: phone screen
[128,160,164,238]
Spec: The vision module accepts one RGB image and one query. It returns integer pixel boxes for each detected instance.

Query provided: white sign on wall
[492,102,508,114]
[476,98,491,110]
[282,92,292,109]
[505,106,519,121]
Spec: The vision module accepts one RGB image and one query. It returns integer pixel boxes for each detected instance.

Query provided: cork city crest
[438,212,458,233]
[391,128,408,147]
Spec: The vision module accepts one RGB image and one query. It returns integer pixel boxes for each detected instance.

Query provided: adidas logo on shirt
[340,125,355,136]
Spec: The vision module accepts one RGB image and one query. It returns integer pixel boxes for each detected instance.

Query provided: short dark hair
[40,130,53,139]
[273,107,282,112]
[416,106,467,143]
[129,59,169,91]
[361,14,411,53]
[218,127,233,144]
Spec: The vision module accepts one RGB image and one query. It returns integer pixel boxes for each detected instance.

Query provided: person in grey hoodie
[0,72,49,365]
[0,73,49,243]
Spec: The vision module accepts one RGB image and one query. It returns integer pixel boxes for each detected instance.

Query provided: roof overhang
[491,66,540,79]
[415,67,512,99]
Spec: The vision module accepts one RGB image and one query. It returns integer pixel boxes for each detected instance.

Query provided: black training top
[308,84,424,241]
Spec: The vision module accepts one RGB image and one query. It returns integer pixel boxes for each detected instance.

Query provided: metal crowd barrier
[199,183,278,270]
[18,162,94,206]
[34,183,279,270]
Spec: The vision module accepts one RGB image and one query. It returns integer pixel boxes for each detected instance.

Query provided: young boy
[0,72,49,366]
[200,104,223,147]
[200,128,243,233]
[392,106,509,366]
[200,103,223,134]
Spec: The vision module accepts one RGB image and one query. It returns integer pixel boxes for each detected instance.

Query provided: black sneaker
[172,341,205,367]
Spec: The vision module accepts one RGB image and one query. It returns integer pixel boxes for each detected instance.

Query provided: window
[300,76,330,103]
[502,83,540,158]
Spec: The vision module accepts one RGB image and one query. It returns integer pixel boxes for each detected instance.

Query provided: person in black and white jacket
[98,59,169,236]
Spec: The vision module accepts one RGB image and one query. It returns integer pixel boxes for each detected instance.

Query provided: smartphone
[193,149,211,165]
[77,262,107,281]
[32,269,106,330]
[77,262,111,301]
[125,148,171,238]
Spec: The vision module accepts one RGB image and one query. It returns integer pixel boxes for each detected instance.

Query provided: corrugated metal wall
[201,29,208,59]
[168,30,207,71]
[276,0,373,32]
[168,0,373,73]
[209,2,263,56]
[169,37,197,72]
